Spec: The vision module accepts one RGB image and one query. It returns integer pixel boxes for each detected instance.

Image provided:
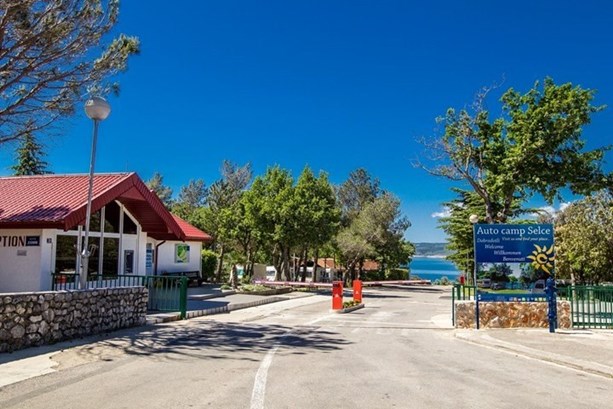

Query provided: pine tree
[11,132,51,176]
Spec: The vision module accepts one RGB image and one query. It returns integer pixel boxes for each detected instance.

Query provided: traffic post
[332,281,343,310]
[353,279,363,303]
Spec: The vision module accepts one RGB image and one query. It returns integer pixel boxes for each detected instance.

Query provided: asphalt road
[1,287,611,408]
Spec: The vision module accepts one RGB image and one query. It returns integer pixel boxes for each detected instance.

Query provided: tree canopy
[555,191,613,284]
[422,78,611,223]
[146,172,173,208]
[0,0,139,144]
[11,128,51,175]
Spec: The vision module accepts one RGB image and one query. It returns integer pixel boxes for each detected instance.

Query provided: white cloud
[431,206,451,218]
[531,202,573,218]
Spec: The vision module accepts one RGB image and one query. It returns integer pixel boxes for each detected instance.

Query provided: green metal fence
[50,273,188,319]
[143,276,188,319]
[51,273,145,291]
[452,284,477,325]
[562,286,613,329]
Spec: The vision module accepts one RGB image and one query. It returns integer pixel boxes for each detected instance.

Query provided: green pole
[452,284,456,326]
[179,276,188,319]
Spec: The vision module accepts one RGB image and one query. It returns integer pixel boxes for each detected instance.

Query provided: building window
[175,244,190,263]
[123,212,137,234]
[55,235,78,274]
[102,238,119,276]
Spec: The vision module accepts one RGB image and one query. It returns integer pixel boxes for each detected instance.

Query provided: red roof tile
[0,173,209,242]
[171,214,213,242]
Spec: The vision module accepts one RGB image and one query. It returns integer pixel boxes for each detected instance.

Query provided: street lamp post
[79,97,111,289]
[469,214,479,329]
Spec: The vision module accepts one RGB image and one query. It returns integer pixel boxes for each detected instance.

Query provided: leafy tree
[201,249,217,282]
[555,191,613,284]
[292,166,340,281]
[11,129,51,175]
[197,161,252,281]
[336,168,381,224]
[0,1,139,145]
[438,189,483,281]
[519,262,547,286]
[172,179,207,221]
[146,172,173,208]
[336,193,411,281]
[177,179,207,208]
[421,78,611,223]
[242,166,295,280]
[487,263,513,282]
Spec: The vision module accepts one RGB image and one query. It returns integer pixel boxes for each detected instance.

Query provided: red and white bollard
[353,279,363,303]
[332,281,343,310]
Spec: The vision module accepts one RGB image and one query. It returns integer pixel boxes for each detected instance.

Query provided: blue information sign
[474,224,554,270]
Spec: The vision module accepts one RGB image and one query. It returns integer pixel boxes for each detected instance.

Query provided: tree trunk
[301,247,309,282]
[282,246,292,281]
[295,250,303,282]
[230,264,238,289]
[216,244,225,283]
[312,248,319,282]
[273,245,282,281]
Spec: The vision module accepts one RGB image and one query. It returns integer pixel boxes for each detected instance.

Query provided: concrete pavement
[3,285,613,393]
[0,290,324,389]
[455,327,613,379]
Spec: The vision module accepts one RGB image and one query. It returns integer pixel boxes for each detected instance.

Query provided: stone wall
[455,301,572,329]
[0,287,148,352]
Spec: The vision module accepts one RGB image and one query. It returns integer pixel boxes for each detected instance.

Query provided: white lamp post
[469,214,478,286]
[79,97,111,289]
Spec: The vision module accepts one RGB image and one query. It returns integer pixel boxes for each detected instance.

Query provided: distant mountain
[413,242,449,257]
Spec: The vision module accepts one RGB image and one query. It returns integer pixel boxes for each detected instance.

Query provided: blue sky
[1,1,612,242]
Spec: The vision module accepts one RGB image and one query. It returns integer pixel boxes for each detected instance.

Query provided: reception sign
[474,224,555,274]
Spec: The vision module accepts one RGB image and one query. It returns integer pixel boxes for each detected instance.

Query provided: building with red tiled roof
[0,173,212,293]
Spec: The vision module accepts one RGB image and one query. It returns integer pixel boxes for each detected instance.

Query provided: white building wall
[39,229,57,291]
[156,240,202,274]
[0,229,44,293]
[136,231,148,275]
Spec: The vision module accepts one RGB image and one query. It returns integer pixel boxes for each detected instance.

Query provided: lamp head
[469,214,479,224]
[84,96,111,121]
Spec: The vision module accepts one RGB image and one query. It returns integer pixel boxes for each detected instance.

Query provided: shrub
[434,276,452,286]
[201,249,217,282]
[343,300,361,308]
[386,268,409,280]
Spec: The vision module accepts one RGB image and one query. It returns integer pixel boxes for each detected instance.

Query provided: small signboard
[26,236,40,246]
[474,224,554,273]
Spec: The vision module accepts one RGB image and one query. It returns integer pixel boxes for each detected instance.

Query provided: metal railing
[50,273,188,319]
[562,286,613,329]
[142,276,188,318]
[52,273,145,291]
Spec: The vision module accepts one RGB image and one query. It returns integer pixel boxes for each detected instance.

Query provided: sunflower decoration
[526,244,555,275]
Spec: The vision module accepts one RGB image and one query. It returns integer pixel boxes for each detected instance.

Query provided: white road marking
[250,315,328,409]
[250,345,279,409]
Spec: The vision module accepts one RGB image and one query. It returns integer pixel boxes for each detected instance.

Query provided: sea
[408,257,460,282]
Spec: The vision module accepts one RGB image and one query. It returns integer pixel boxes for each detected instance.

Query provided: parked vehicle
[491,282,506,290]
[531,279,545,293]
[477,278,491,288]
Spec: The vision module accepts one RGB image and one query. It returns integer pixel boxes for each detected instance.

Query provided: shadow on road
[81,320,352,362]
